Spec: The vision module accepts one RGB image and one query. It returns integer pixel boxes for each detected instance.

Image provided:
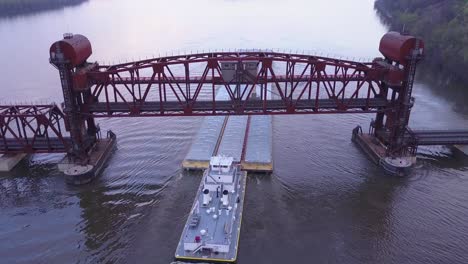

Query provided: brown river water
[1,0,468,263]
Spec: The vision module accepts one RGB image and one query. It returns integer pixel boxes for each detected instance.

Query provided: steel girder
[84,51,390,117]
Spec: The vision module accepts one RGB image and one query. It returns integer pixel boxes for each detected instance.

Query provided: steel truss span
[0,105,70,154]
[3,33,467,156]
[84,51,389,117]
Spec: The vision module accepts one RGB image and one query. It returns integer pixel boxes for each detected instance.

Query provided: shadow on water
[0,158,61,208]
[0,160,82,264]
[0,0,89,20]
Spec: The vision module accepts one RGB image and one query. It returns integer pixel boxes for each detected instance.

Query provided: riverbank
[374,0,468,97]
[0,0,88,18]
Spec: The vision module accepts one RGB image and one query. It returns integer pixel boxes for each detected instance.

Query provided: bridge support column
[0,154,27,172]
[57,131,117,185]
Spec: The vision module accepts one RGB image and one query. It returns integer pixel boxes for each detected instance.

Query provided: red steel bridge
[1,32,468,162]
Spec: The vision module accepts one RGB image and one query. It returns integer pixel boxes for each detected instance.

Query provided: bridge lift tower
[49,34,116,184]
[354,32,424,175]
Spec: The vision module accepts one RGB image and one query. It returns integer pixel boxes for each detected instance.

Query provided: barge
[175,156,247,262]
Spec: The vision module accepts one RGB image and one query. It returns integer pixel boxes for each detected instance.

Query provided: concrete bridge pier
[353,125,468,175]
[0,154,27,172]
[57,131,116,185]
[352,126,416,176]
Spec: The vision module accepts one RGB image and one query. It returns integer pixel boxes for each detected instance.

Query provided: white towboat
[175,156,247,262]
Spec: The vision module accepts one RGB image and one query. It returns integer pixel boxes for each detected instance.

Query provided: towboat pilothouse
[175,156,247,263]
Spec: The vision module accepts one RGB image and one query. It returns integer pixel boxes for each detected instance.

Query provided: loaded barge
[182,115,273,173]
[175,156,247,262]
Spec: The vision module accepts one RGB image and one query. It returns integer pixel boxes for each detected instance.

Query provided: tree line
[375,0,468,90]
[0,0,88,18]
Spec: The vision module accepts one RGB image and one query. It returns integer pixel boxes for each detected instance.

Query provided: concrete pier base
[352,126,416,176]
[452,145,468,157]
[0,153,27,171]
[58,132,116,185]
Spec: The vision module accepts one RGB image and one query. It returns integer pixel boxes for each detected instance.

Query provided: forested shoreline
[0,0,88,18]
[374,0,468,94]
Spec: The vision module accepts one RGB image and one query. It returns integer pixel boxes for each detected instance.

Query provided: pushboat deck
[175,159,247,263]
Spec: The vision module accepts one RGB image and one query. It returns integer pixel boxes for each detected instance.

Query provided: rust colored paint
[49,34,92,67]
[385,67,405,87]
[72,73,88,91]
[379,31,424,64]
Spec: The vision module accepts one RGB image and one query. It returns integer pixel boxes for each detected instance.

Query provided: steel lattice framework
[3,33,468,157]
[0,52,397,155]
[83,51,390,117]
[0,104,70,154]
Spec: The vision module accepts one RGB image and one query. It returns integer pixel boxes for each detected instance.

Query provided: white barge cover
[184,89,230,162]
[244,115,273,164]
[184,116,226,162]
[216,116,248,162]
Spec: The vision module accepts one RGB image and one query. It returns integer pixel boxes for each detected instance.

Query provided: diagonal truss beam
[0,104,70,154]
[84,51,390,116]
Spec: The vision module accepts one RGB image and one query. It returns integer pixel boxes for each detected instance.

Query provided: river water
[1,0,468,263]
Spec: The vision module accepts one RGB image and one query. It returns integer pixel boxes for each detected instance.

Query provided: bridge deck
[0,98,387,154]
[377,129,468,146]
[3,129,468,154]
[107,74,367,85]
[89,98,387,116]
[412,130,468,146]
[0,138,71,154]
